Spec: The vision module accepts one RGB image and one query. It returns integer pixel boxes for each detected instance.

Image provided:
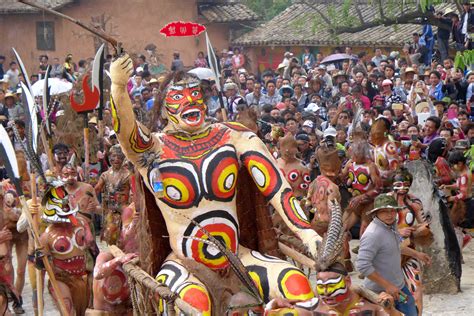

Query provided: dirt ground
[7,237,474,315]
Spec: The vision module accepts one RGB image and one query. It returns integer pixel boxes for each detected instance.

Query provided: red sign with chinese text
[160,21,206,37]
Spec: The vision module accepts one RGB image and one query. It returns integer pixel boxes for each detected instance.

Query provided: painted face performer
[95,145,131,245]
[391,168,432,315]
[110,54,321,314]
[427,138,454,186]
[277,133,311,200]
[342,139,382,236]
[0,183,19,315]
[62,163,100,232]
[38,184,94,316]
[370,117,400,188]
[307,143,342,236]
[0,180,28,314]
[91,204,138,315]
[307,142,353,271]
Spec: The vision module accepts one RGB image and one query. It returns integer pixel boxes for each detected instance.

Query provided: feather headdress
[315,199,347,274]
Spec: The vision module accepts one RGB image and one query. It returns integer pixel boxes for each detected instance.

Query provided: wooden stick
[39,125,54,172]
[278,242,315,268]
[351,285,392,309]
[108,246,201,315]
[30,173,44,316]
[83,115,90,183]
[19,196,70,316]
[18,0,118,48]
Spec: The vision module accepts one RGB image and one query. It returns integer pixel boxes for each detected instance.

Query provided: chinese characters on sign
[160,21,206,37]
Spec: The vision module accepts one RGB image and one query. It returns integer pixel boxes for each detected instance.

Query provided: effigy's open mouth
[181,108,202,125]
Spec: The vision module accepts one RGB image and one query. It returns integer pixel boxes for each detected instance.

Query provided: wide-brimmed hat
[332,71,348,79]
[433,97,451,106]
[279,85,294,96]
[405,67,416,74]
[148,78,159,85]
[223,82,238,92]
[366,194,402,216]
[444,8,456,16]
[415,101,430,113]
[4,92,16,99]
[402,67,416,80]
[454,139,470,150]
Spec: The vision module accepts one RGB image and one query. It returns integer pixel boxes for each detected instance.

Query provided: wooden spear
[30,172,44,316]
[0,126,70,316]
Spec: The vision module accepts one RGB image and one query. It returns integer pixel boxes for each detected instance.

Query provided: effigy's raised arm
[234,131,321,258]
[110,54,155,166]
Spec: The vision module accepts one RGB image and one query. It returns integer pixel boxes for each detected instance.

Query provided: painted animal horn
[316,199,345,272]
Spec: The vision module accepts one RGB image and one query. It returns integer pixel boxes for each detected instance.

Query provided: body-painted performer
[62,164,100,227]
[276,133,311,200]
[370,118,400,188]
[342,139,382,235]
[427,138,454,186]
[90,204,138,315]
[0,180,28,313]
[50,143,84,180]
[38,184,94,315]
[95,145,131,245]
[110,54,321,314]
[0,184,18,316]
[441,151,473,249]
[391,168,432,314]
[266,201,401,316]
[307,143,342,235]
[61,163,101,306]
[306,142,353,271]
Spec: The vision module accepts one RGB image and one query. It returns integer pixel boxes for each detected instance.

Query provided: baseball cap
[303,120,314,129]
[323,127,337,138]
[295,133,310,142]
[382,79,393,86]
[306,103,320,113]
[136,67,144,73]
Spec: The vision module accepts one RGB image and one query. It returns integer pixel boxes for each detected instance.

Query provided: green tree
[243,0,292,21]
[299,0,464,34]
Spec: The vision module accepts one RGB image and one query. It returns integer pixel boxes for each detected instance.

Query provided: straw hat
[415,101,430,113]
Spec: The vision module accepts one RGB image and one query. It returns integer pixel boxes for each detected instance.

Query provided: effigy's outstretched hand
[110,53,134,86]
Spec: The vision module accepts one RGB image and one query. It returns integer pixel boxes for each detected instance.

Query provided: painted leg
[239,247,318,311]
[155,255,211,316]
[14,240,28,295]
[48,280,74,316]
[27,261,38,315]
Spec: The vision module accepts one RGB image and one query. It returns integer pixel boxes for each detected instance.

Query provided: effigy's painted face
[316,272,350,306]
[164,78,207,133]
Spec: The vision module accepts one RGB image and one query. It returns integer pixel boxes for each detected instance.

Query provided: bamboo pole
[39,125,54,172]
[351,285,392,309]
[19,196,70,316]
[278,242,316,268]
[29,173,44,316]
[83,116,90,183]
[108,245,201,315]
